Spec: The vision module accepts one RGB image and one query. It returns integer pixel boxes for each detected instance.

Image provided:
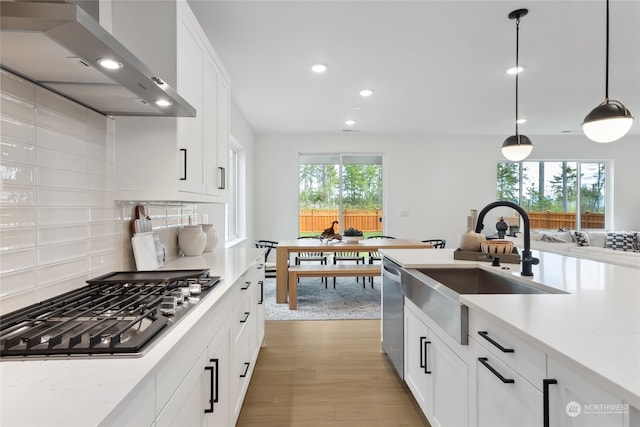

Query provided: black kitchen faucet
[475,201,539,276]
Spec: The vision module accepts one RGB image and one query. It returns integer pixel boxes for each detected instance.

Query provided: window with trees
[497,161,606,230]
[299,154,383,237]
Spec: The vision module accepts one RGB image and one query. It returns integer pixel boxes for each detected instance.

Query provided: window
[497,161,607,230]
[226,138,244,242]
[298,154,383,237]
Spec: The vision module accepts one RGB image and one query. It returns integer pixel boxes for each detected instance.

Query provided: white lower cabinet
[152,259,263,427]
[547,357,628,427]
[404,300,469,427]
[471,336,542,427]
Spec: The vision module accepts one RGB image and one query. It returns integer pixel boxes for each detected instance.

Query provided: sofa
[509,229,640,269]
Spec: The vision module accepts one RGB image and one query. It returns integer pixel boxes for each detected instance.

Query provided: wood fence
[300,209,605,233]
[527,211,604,230]
[300,209,383,233]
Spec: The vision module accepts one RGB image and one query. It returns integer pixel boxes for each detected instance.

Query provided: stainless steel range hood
[0,1,196,117]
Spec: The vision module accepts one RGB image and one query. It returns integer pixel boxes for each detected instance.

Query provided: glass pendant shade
[582,100,634,143]
[501,134,533,161]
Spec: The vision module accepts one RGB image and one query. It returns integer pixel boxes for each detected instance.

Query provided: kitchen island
[0,248,264,427]
[380,248,640,424]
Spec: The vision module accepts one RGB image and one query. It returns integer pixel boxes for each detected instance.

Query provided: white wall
[254,132,640,246]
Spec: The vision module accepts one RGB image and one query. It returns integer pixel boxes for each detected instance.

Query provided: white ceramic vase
[178,225,206,256]
[458,215,486,252]
[202,224,218,252]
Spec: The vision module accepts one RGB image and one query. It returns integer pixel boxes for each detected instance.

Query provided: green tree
[549,162,577,212]
[497,163,519,203]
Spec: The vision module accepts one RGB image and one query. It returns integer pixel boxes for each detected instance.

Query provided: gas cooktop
[0,269,221,359]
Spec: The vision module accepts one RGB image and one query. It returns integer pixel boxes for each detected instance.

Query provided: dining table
[275,238,432,303]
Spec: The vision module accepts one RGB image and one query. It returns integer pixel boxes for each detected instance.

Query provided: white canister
[202,224,218,252]
[178,225,206,256]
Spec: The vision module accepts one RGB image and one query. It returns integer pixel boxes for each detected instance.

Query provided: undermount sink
[416,267,553,295]
[403,267,564,345]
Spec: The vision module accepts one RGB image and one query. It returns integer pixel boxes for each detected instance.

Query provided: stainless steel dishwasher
[382,257,405,378]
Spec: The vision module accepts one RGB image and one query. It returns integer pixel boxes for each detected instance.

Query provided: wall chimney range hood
[0,1,196,117]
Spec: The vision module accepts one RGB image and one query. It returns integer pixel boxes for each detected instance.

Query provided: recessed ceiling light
[359,89,374,97]
[97,58,123,70]
[516,118,527,124]
[507,66,523,75]
[155,99,173,107]
[345,120,356,126]
[311,64,327,73]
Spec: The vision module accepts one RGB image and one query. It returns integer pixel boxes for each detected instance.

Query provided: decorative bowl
[480,240,515,255]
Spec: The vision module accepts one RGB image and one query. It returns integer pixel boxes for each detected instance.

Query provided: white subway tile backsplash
[0,207,36,228]
[38,224,90,245]
[37,166,88,190]
[36,103,89,142]
[1,162,36,186]
[37,207,90,226]
[37,188,89,207]
[0,228,36,251]
[0,93,35,124]
[1,70,203,312]
[37,145,87,173]
[36,258,91,287]
[0,184,36,206]
[38,241,90,266]
[36,127,87,157]
[0,70,36,103]
[0,248,36,274]
[1,136,35,163]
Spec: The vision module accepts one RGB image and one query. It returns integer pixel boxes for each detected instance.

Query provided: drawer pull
[543,379,557,427]
[240,362,250,378]
[258,280,264,304]
[478,357,515,384]
[240,311,250,323]
[204,358,219,413]
[241,281,251,290]
[419,337,431,374]
[478,330,514,353]
[179,148,187,180]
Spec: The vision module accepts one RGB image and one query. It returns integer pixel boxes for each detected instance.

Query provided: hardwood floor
[237,320,431,427]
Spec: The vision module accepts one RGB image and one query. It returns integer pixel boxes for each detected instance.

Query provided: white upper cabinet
[111,0,230,203]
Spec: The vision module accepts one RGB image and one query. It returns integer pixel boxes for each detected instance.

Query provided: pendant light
[582,0,634,143]
[501,9,533,162]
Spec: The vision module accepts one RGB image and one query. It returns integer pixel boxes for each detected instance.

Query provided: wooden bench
[287,264,382,309]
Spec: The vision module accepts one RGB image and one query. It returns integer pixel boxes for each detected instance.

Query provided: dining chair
[422,239,447,249]
[365,235,397,285]
[295,236,328,287]
[254,240,279,278]
[333,251,366,288]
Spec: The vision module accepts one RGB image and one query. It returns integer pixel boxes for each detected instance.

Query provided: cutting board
[132,232,160,270]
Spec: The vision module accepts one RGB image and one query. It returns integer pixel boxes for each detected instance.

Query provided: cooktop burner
[0,270,221,358]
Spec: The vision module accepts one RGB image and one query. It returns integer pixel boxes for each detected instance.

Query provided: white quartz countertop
[380,248,640,408]
[0,248,263,427]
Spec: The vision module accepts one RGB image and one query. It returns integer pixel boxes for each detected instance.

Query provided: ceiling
[188,0,639,137]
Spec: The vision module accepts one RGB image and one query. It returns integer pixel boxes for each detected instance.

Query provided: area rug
[263,276,381,320]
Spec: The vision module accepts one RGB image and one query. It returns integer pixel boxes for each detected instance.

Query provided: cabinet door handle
[240,311,250,323]
[204,358,219,413]
[241,281,251,290]
[419,337,431,374]
[240,362,250,378]
[179,148,187,180]
[543,378,557,427]
[478,330,514,353]
[258,280,264,304]
[478,357,515,383]
[218,166,225,189]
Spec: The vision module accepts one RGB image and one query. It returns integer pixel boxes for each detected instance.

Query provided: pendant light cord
[515,15,521,136]
[605,0,610,101]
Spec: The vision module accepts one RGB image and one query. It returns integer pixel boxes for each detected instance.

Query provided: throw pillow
[606,232,636,252]
[574,231,590,247]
